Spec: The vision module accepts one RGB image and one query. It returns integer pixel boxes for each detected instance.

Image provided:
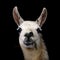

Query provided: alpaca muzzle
[24,37,34,46]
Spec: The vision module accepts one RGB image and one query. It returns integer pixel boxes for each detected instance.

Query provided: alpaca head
[12,6,47,49]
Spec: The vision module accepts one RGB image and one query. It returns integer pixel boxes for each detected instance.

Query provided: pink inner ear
[40,13,46,26]
[39,8,47,27]
[13,7,20,25]
[36,8,47,27]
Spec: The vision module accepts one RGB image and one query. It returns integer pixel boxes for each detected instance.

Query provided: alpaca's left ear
[36,8,47,27]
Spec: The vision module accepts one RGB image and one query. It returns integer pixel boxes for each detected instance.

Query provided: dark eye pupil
[36,28,41,33]
[17,28,22,33]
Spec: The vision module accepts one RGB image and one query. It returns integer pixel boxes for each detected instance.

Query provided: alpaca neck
[22,48,41,60]
[21,39,49,60]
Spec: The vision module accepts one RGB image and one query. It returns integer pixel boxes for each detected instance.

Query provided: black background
[0,0,59,60]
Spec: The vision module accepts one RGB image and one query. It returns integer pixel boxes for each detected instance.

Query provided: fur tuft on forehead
[18,21,42,31]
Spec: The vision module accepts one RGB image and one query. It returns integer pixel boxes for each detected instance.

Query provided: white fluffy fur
[19,21,42,48]
[12,6,49,60]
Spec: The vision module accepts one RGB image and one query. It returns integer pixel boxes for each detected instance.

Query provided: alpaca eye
[36,28,41,33]
[17,27,22,33]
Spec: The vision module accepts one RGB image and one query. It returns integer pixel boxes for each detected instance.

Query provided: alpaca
[12,6,49,60]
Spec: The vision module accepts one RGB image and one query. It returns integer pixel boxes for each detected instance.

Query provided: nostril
[29,32,33,36]
[24,33,29,37]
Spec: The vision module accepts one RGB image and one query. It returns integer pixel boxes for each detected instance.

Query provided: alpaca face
[12,6,47,49]
[18,21,42,49]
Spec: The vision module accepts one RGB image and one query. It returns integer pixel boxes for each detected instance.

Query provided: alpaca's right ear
[13,6,24,26]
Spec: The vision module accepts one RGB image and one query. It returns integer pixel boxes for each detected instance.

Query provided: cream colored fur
[12,6,49,60]
[21,38,49,60]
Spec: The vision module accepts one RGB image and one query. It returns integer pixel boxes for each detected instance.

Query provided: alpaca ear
[12,6,24,26]
[36,8,47,27]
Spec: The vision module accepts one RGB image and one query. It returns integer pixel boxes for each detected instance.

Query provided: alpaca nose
[24,32,33,38]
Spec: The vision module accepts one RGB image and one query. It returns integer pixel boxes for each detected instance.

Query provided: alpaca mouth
[24,41,34,46]
[23,39,34,48]
[24,43,34,48]
[24,41,37,49]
